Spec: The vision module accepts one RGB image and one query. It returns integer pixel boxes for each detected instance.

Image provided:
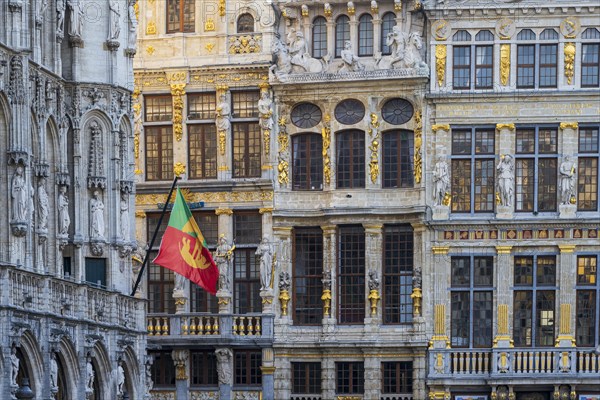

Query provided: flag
[153,188,219,295]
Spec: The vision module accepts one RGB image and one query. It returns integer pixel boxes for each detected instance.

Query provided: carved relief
[368,113,380,184]
[170,84,185,142]
[564,43,575,85]
[435,45,446,87]
[277,116,289,185]
[413,110,423,184]
[432,20,450,41]
[229,35,261,54]
[322,114,332,185]
[500,44,510,86]
[87,121,106,189]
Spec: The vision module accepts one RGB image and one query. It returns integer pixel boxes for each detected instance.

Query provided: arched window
[335,15,350,58]
[517,28,557,88]
[582,28,600,88]
[237,13,254,33]
[292,133,323,190]
[381,12,396,55]
[382,130,414,188]
[358,14,373,56]
[312,17,327,58]
[336,130,365,188]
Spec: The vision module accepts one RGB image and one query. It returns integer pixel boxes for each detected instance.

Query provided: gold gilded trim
[432,246,449,255]
[496,245,513,254]
[136,191,274,206]
[431,124,450,133]
[500,44,510,86]
[496,123,515,131]
[215,208,233,216]
[435,45,447,87]
[558,244,576,253]
[560,122,578,130]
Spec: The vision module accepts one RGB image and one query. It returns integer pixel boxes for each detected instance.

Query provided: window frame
[231,90,261,178]
[380,12,396,56]
[234,350,262,386]
[236,13,254,34]
[144,95,174,182]
[337,225,366,325]
[166,0,195,34]
[293,227,324,325]
[381,361,413,394]
[451,30,494,90]
[190,350,218,387]
[336,130,366,189]
[150,351,176,387]
[357,14,374,57]
[233,212,262,314]
[382,225,414,325]
[581,28,600,88]
[516,29,558,89]
[578,125,600,211]
[292,362,322,394]
[382,130,415,188]
[335,362,364,395]
[335,15,350,58]
[188,122,217,179]
[292,133,324,191]
[312,17,328,59]
[147,214,175,314]
[575,254,600,348]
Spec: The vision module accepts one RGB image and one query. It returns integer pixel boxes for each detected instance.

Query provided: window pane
[182,0,195,32]
[335,16,350,58]
[515,257,534,286]
[515,158,534,212]
[451,257,470,287]
[451,292,470,347]
[336,362,364,394]
[453,46,471,89]
[235,351,262,386]
[536,290,555,346]
[188,124,217,179]
[336,131,365,189]
[151,351,176,386]
[473,291,493,347]
[517,45,535,88]
[576,290,596,347]
[452,130,472,155]
[232,91,259,118]
[234,213,262,244]
[579,127,599,153]
[582,44,600,87]
[577,256,598,285]
[167,0,181,33]
[145,96,173,122]
[474,159,495,212]
[237,13,254,33]
[473,257,493,286]
[190,351,218,386]
[233,249,261,313]
[292,362,321,394]
[475,45,493,88]
[536,256,556,286]
[578,158,598,211]
[85,258,106,288]
[358,14,373,56]
[516,129,535,154]
[513,291,533,346]
[294,228,324,325]
[338,226,365,324]
[539,44,557,88]
[383,130,414,188]
[451,160,471,212]
[383,226,413,324]
[475,129,495,154]
[312,17,327,58]
[382,361,412,394]
[293,134,323,190]
[381,13,396,55]
[538,128,557,153]
[232,123,261,178]
[188,93,216,120]
[145,126,173,181]
[538,158,557,211]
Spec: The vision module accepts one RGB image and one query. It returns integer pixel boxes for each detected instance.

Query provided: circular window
[291,103,322,129]
[381,98,414,125]
[334,99,365,125]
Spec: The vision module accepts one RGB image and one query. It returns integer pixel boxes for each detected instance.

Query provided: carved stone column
[363,355,381,400]
[431,246,450,348]
[364,225,382,330]
[321,225,337,331]
[321,357,336,400]
[273,226,292,325]
[494,246,514,348]
[260,208,275,313]
[556,245,577,347]
[559,122,579,218]
[260,348,275,400]
[216,85,231,181]
[216,348,233,400]
[496,124,515,219]
[171,350,188,400]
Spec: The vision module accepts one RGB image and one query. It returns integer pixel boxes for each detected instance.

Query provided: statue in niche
[109,0,121,40]
[11,346,19,387]
[37,177,50,231]
[86,357,95,392]
[559,156,577,205]
[215,236,234,292]
[11,165,28,222]
[90,190,105,239]
[120,192,129,240]
[56,0,66,35]
[215,94,231,133]
[58,186,70,235]
[67,0,84,38]
[339,41,365,73]
[496,155,514,207]
[258,91,274,132]
[256,237,273,290]
[215,349,233,385]
[432,157,450,206]
[127,0,138,48]
[117,361,125,395]
[50,352,58,391]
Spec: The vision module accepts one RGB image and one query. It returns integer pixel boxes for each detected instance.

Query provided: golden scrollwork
[218,0,225,16]
[277,116,289,185]
[173,162,186,177]
[559,122,578,130]
[322,114,332,185]
[205,43,215,52]
[368,126,380,184]
[278,158,289,185]
[146,46,155,55]
[263,129,271,156]
[278,117,289,152]
[435,45,447,87]
[496,123,515,131]
[370,1,378,14]
[413,110,422,184]
[170,84,186,142]
[229,35,262,54]
[500,44,510,86]
[146,21,156,35]
[205,18,215,31]
[215,208,233,216]
[431,124,450,133]
[136,190,274,206]
[347,2,355,15]
[219,130,226,155]
[564,42,576,85]
[324,3,332,17]
[279,289,290,316]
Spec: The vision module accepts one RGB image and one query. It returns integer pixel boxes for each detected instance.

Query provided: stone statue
[145,359,153,393]
[559,156,577,205]
[174,273,186,292]
[90,190,105,239]
[56,0,66,34]
[432,157,450,206]
[117,362,125,395]
[256,237,273,290]
[496,155,514,207]
[67,0,84,38]
[11,165,28,222]
[279,271,291,291]
[215,236,234,292]
[11,346,19,387]
[368,270,379,290]
[258,91,274,132]
[120,192,129,239]
[270,38,293,80]
[37,177,50,231]
[86,357,95,392]
[215,348,233,385]
[215,94,231,133]
[50,352,58,391]
[340,41,364,73]
[109,0,121,40]
[404,32,428,69]
[127,0,137,48]
[58,186,70,235]
[387,26,406,63]
[36,0,49,24]
[288,31,309,68]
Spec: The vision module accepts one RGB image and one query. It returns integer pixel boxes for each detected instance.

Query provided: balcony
[428,348,600,383]
[0,263,146,332]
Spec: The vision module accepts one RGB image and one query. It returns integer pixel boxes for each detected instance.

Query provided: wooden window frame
[336,130,366,189]
[166,0,195,33]
[382,225,414,325]
[337,226,365,325]
[292,133,323,191]
[292,228,324,325]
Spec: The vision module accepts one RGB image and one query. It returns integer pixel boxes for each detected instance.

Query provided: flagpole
[131,175,180,296]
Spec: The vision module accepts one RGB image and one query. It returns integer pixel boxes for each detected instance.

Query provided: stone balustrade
[147,313,273,339]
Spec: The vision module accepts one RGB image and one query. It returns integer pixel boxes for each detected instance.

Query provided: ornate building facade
[0,0,147,399]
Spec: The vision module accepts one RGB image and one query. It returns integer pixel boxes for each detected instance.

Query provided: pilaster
[556,244,577,347]
[322,225,337,328]
[363,224,383,327]
[494,245,514,347]
[431,246,450,348]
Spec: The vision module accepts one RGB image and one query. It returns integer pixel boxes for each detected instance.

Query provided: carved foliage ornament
[500,44,510,86]
[322,114,332,185]
[277,117,289,185]
[413,110,423,184]
[564,43,575,85]
[368,113,380,184]
[170,84,186,141]
[229,35,261,54]
[435,45,447,87]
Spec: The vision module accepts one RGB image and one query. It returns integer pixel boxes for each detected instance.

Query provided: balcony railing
[147,313,273,339]
[0,263,145,332]
[429,348,600,379]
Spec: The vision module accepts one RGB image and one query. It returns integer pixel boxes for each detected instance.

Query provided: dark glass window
[382,130,414,188]
[190,212,218,312]
[234,350,262,386]
[513,255,557,347]
[167,0,195,33]
[147,214,175,313]
[381,361,413,394]
[335,99,365,126]
[576,255,599,348]
[63,257,72,278]
[188,93,216,120]
[451,128,495,213]
[292,134,323,191]
[233,213,261,314]
[85,258,106,288]
[312,17,327,58]
[517,44,535,88]
[582,28,600,87]
[452,30,493,90]
[190,351,218,386]
[450,256,494,348]
[381,12,396,55]
[336,130,365,189]
[232,123,261,178]
[539,44,558,88]
[381,98,414,125]
[292,362,321,394]
[237,13,254,33]
[515,127,558,212]
[336,362,364,395]
[475,44,493,88]
[145,126,173,181]
[150,351,176,386]
[453,30,471,41]
[358,14,374,56]
[335,15,350,58]
[291,103,322,129]
[188,124,217,179]
[338,226,365,324]
[293,228,324,325]
[453,46,471,89]
[578,126,600,211]
[232,91,259,118]
[145,96,173,122]
[516,29,557,88]
[383,226,413,325]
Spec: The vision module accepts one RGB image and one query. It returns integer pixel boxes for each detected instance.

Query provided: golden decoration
[135,210,146,218]
[133,1,139,20]
[322,114,332,185]
[219,130,226,155]
[173,162,186,177]
[368,289,380,316]
[432,246,449,255]
[214,208,233,216]
[263,129,271,156]
[560,122,578,130]
[500,44,510,86]
[496,123,515,131]
[145,46,155,55]
[434,304,445,335]
[301,5,309,17]
[431,124,450,133]
[368,124,380,184]
[394,0,401,11]
[560,17,580,39]
[370,1,378,14]
[205,18,215,31]
[411,287,422,317]
[279,289,290,316]
[278,158,289,185]
[559,304,571,335]
[218,0,225,16]
[136,190,274,206]
[229,35,261,54]
[498,304,509,335]
[496,245,513,255]
[414,0,422,10]
[347,2,355,16]
[442,192,451,206]
[205,43,215,52]
[432,20,449,41]
[170,84,186,142]
[413,110,422,184]
[278,117,289,151]
[277,116,289,185]
[146,21,156,35]
[321,289,332,317]
[435,45,447,87]
[564,42,576,85]
[258,207,273,214]
[558,244,576,253]
[324,3,332,17]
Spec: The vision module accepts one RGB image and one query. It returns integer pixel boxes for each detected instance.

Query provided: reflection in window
[578,126,599,211]
[292,134,323,190]
[382,130,414,188]
[167,0,195,33]
[336,130,365,189]
[237,13,254,33]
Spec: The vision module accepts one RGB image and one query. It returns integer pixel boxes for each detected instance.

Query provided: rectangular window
[381,361,413,394]
[578,127,600,211]
[63,256,72,278]
[167,0,195,33]
[515,127,558,212]
[145,126,173,181]
[450,256,493,348]
[336,362,364,395]
[517,44,535,88]
[576,255,599,348]
[292,134,323,191]
[383,225,413,325]
[513,255,557,347]
[451,128,495,213]
[232,91,260,118]
[582,43,600,87]
[233,213,262,314]
[293,228,324,325]
[539,44,558,87]
[190,351,218,386]
[338,226,365,324]
[145,96,173,122]
[453,46,471,89]
[292,362,321,394]
[475,45,493,88]
[150,351,176,387]
[336,130,366,189]
[232,123,261,178]
[188,124,217,179]
[147,214,175,313]
[85,258,106,288]
[188,93,216,120]
[234,350,262,386]
[382,130,414,188]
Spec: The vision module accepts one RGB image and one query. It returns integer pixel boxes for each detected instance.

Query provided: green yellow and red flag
[153,188,219,295]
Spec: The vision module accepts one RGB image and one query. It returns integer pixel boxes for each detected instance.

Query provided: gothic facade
[0,0,147,399]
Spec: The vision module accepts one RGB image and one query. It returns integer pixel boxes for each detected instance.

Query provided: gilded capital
[496,123,515,132]
[215,208,233,216]
[558,244,576,253]
[259,207,273,214]
[496,245,513,255]
[432,246,449,255]
[135,210,146,218]
[173,162,186,177]
[432,124,450,133]
[560,122,578,130]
